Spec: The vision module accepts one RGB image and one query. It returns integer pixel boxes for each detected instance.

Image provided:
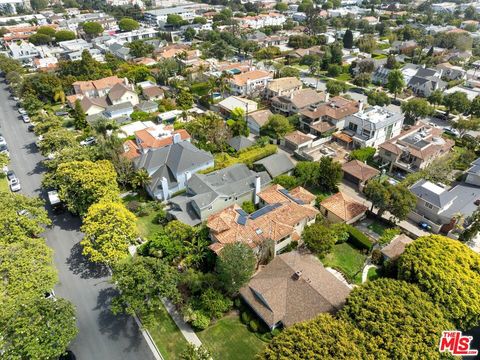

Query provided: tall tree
[398,234,480,329]
[81,201,138,265]
[428,89,444,108]
[340,279,453,359]
[386,69,405,99]
[216,242,256,295]
[82,21,104,37]
[401,98,434,125]
[343,29,353,49]
[443,91,471,115]
[38,128,78,156]
[111,256,180,324]
[118,18,140,32]
[317,156,343,193]
[302,222,338,258]
[261,114,293,139]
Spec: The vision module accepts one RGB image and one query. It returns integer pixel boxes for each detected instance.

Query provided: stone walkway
[362,264,379,283]
[162,298,203,347]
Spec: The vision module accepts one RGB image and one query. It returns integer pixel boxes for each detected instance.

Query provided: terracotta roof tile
[320,192,367,222]
[342,160,380,182]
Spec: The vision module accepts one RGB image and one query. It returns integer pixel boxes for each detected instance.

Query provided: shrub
[241,311,251,324]
[378,228,400,245]
[371,249,383,265]
[346,225,373,250]
[249,319,260,332]
[126,200,140,213]
[136,204,151,217]
[349,147,376,163]
[271,328,281,337]
[241,201,256,214]
[199,288,233,319]
[234,298,242,308]
[191,310,210,330]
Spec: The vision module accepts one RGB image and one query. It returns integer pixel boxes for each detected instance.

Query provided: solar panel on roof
[279,188,305,205]
[250,203,282,220]
[237,216,247,225]
[236,209,249,217]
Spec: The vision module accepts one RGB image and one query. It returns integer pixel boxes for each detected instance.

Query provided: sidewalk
[162,298,203,347]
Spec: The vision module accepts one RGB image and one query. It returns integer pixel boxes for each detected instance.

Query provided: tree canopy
[386,69,405,98]
[401,98,434,125]
[118,17,140,32]
[45,160,120,215]
[398,235,480,329]
[82,21,104,37]
[259,313,373,360]
[261,114,293,139]
[340,278,453,359]
[216,242,256,295]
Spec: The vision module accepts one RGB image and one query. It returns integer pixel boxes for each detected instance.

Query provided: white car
[0,136,6,146]
[9,178,21,192]
[443,127,460,137]
[22,115,30,123]
[18,108,27,115]
[13,96,19,102]
[80,136,96,146]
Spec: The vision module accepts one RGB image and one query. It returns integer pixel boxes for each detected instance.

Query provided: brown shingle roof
[320,192,367,222]
[240,252,351,328]
[300,96,359,121]
[342,160,380,182]
[266,77,302,93]
[248,109,273,128]
[284,130,314,146]
[142,86,164,99]
[381,234,414,260]
[231,70,272,86]
[73,76,124,94]
[108,83,134,102]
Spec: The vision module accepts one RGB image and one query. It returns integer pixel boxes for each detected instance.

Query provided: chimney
[293,270,302,280]
[124,77,129,85]
[173,132,182,144]
[254,175,261,204]
[358,100,364,112]
[325,92,330,102]
[185,170,191,182]
[160,177,169,201]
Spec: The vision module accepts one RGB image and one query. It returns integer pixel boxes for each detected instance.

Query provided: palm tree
[131,169,151,190]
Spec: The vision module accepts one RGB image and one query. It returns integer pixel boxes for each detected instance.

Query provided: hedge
[346,225,373,250]
[213,144,277,170]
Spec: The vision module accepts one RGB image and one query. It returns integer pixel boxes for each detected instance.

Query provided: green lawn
[335,73,352,82]
[136,212,163,239]
[145,305,189,360]
[322,243,366,284]
[197,314,267,360]
[0,174,8,192]
[367,267,380,281]
[367,221,389,236]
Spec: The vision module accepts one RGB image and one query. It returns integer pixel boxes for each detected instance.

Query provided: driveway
[0,81,155,360]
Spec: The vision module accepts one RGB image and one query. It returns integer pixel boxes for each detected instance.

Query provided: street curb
[133,314,165,360]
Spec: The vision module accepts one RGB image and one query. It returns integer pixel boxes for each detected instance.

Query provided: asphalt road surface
[0,81,155,360]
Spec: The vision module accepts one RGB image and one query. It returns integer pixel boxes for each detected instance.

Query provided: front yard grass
[367,221,389,236]
[322,243,366,284]
[335,73,352,82]
[197,314,267,360]
[145,305,189,360]
[0,174,8,192]
[122,193,163,239]
[367,267,380,281]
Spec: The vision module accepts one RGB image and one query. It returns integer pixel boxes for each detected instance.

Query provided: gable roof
[342,160,380,182]
[231,70,272,86]
[108,83,135,102]
[381,234,414,260]
[227,136,254,151]
[254,153,295,178]
[320,192,368,222]
[240,252,351,328]
[248,109,273,128]
[266,77,302,93]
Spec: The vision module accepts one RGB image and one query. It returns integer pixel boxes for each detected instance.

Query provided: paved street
[0,82,155,360]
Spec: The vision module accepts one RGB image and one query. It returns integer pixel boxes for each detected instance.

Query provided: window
[424,202,434,209]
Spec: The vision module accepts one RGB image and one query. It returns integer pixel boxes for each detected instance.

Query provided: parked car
[18,108,26,115]
[9,178,21,192]
[12,96,19,102]
[0,136,6,146]
[22,114,30,123]
[59,350,76,360]
[0,144,9,157]
[6,170,16,183]
[80,136,96,146]
[27,124,35,132]
[442,127,459,137]
[44,289,56,300]
[418,221,432,231]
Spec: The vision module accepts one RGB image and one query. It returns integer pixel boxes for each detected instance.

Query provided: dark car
[28,124,35,132]
[59,350,76,360]
[6,170,16,182]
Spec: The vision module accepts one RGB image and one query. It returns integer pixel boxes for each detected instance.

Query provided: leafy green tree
[241,201,255,214]
[386,69,405,99]
[385,54,397,69]
[272,175,298,189]
[217,242,256,295]
[180,344,212,360]
[177,88,194,109]
[167,14,187,27]
[54,30,76,42]
[453,117,480,137]
[0,193,51,243]
[353,73,371,87]
[73,99,87,129]
[279,66,301,78]
[261,114,293,139]
[259,313,373,360]
[401,98,434,125]
[443,91,471,115]
[118,17,140,31]
[193,17,207,25]
[185,113,230,152]
[428,89,444,108]
[0,296,78,360]
[398,235,480,328]
[38,128,78,156]
[131,169,151,191]
[343,29,353,49]
[81,201,138,265]
[340,278,453,359]
[184,27,196,41]
[349,147,376,162]
[302,222,337,258]
[82,21,104,37]
[275,2,289,11]
[317,156,343,193]
[294,161,319,186]
[30,0,48,10]
[127,40,154,58]
[111,256,180,324]
[326,79,348,96]
[367,90,391,106]
[29,33,52,45]
[0,238,57,300]
[227,107,249,137]
[46,160,119,215]
[58,50,112,80]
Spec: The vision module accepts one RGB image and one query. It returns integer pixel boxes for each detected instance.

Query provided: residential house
[7,41,39,62]
[264,77,302,99]
[135,100,158,113]
[207,184,319,255]
[107,82,139,106]
[372,66,391,85]
[142,85,165,101]
[436,62,467,81]
[378,123,454,175]
[230,70,273,97]
[134,141,214,201]
[168,164,271,226]
[218,96,258,117]
[104,102,134,119]
[408,179,480,234]
[72,76,126,98]
[344,106,404,149]
[342,160,380,190]
[253,153,295,178]
[271,89,326,116]
[391,40,418,55]
[319,192,368,224]
[247,109,273,135]
[282,130,316,152]
[466,158,480,186]
[228,136,255,152]
[299,96,361,137]
[236,12,286,29]
[401,64,446,97]
[381,234,414,261]
[239,252,351,330]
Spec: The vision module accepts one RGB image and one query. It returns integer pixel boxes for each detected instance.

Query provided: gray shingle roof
[227,136,254,152]
[410,179,453,208]
[254,153,295,178]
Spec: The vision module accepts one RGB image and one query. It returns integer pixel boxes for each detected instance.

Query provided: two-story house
[377,123,455,175]
[230,70,273,97]
[134,141,214,201]
[264,77,302,99]
[299,96,360,137]
[402,63,447,97]
[344,106,404,148]
[271,89,326,116]
[168,164,271,226]
[207,184,318,255]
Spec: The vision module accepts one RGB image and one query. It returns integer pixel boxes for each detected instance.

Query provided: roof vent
[293,270,302,280]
